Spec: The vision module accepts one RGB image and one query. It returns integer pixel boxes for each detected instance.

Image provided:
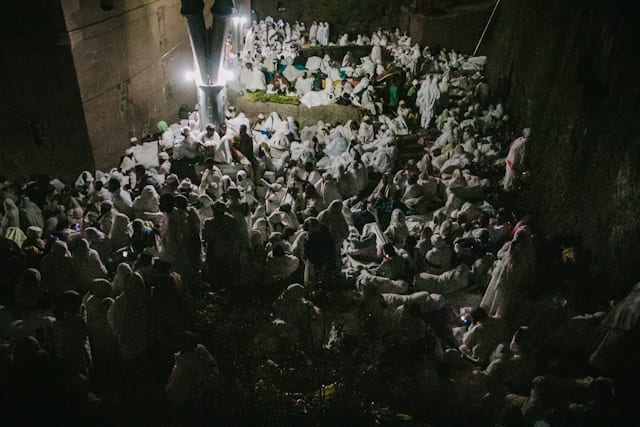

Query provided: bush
[243,91,301,106]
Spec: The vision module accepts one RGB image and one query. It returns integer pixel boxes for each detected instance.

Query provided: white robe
[246,68,266,92]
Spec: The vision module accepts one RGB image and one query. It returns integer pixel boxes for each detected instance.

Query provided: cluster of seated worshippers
[0,28,633,426]
[230,16,486,116]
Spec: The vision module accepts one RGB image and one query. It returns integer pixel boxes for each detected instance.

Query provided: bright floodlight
[218,68,235,85]
[185,71,195,82]
[233,15,247,25]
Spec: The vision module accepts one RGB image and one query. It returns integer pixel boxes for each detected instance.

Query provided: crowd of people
[0,18,638,427]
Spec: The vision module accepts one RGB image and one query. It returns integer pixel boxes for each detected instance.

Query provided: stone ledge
[227,90,365,127]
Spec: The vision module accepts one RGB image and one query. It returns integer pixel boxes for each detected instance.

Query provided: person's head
[250,230,264,247]
[51,240,70,257]
[137,250,153,266]
[382,243,396,259]
[236,170,248,184]
[174,195,188,210]
[239,124,248,135]
[159,193,175,213]
[153,259,172,275]
[12,336,41,365]
[405,235,417,250]
[134,164,146,178]
[477,212,489,228]
[100,200,113,215]
[272,244,285,257]
[90,278,113,300]
[282,226,296,240]
[57,290,82,317]
[23,268,42,288]
[157,120,169,133]
[94,180,103,191]
[107,178,121,192]
[26,226,43,240]
[304,161,314,172]
[470,306,488,324]
[165,174,179,190]
[204,157,215,170]
[456,211,468,226]
[303,217,321,234]
[497,208,511,224]
[284,283,305,300]
[177,331,199,353]
[227,188,241,201]
[328,200,343,214]
[206,124,216,135]
[510,326,530,352]
[213,201,227,216]
[304,183,318,197]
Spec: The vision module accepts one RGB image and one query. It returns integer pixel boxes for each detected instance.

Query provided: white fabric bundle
[127,141,159,168]
[415,263,470,295]
[382,291,446,313]
[356,270,408,294]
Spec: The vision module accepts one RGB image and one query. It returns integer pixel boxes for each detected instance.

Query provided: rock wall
[251,0,492,54]
[2,0,212,181]
[252,0,413,39]
[482,0,640,295]
[61,0,211,172]
[2,0,94,181]
[410,1,494,54]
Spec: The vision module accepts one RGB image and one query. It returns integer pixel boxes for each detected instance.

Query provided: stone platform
[227,90,366,127]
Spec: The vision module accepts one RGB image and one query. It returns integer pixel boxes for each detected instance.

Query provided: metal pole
[180,1,208,83]
[473,0,502,57]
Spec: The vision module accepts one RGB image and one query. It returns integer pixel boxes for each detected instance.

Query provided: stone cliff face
[2,0,206,180]
[482,0,640,295]
[252,0,492,52]
[253,0,413,37]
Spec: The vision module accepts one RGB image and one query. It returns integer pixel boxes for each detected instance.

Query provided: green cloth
[389,84,399,108]
[157,121,169,133]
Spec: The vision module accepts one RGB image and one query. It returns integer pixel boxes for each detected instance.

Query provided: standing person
[480,226,536,327]
[302,217,335,289]
[107,178,133,218]
[165,332,219,418]
[202,202,242,288]
[231,124,260,180]
[107,272,149,362]
[504,128,531,191]
[172,195,202,286]
[41,240,78,299]
[317,200,349,266]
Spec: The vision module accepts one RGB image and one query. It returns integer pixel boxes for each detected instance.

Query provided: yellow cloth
[5,227,27,247]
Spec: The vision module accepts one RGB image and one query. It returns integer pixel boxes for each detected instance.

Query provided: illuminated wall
[2,0,214,180]
[61,0,215,171]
